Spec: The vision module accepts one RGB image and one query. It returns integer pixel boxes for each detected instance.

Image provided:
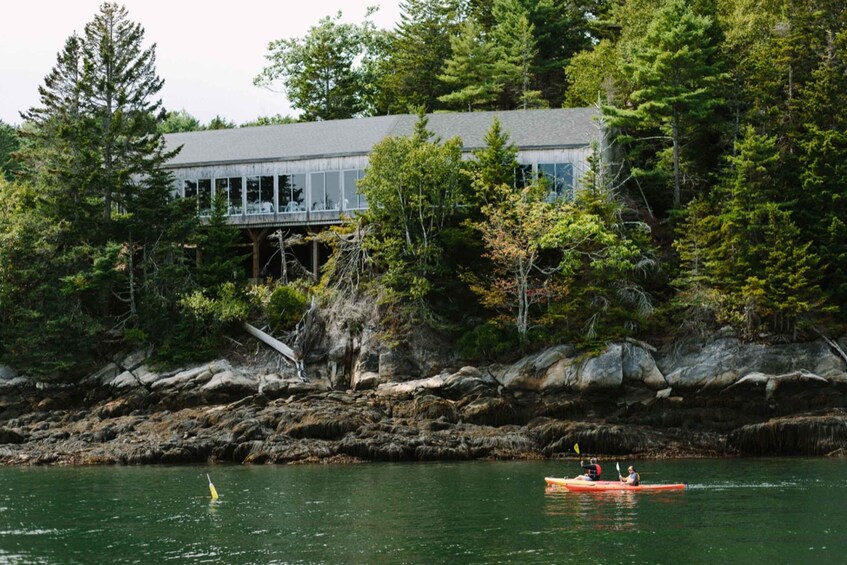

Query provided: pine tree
[77,3,175,225]
[381,0,465,112]
[609,0,727,209]
[492,0,545,109]
[438,17,501,111]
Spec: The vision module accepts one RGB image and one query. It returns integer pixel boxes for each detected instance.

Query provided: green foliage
[194,191,244,289]
[0,180,101,377]
[0,121,21,180]
[607,0,727,210]
[491,0,545,109]
[255,10,382,120]
[359,113,467,319]
[158,109,203,133]
[674,126,828,336]
[147,282,249,366]
[438,17,501,111]
[564,39,619,107]
[457,321,520,361]
[206,115,236,130]
[5,3,201,376]
[379,0,465,112]
[267,285,309,332]
[239,114,297,127]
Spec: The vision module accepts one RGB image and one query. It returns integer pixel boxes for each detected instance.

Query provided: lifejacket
[592,463,602,479]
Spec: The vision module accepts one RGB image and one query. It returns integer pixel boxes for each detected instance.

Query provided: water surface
[1,458,844,563]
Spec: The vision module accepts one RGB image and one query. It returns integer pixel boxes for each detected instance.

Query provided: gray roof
[163,107,599,168]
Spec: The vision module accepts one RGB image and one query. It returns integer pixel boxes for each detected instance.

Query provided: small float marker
[207,474,219,501]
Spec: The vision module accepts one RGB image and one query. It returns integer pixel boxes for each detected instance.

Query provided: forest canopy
[2,0,846,379]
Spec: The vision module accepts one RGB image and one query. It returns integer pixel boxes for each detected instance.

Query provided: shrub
[267,285,309,332]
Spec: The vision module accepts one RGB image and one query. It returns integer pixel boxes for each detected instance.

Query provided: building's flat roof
[163,108,599,168]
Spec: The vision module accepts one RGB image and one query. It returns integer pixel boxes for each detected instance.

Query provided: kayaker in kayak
[574,457,602,481]
[620,465,640,486]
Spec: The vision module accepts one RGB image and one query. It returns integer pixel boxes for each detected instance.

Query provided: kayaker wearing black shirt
[574,457,602,481]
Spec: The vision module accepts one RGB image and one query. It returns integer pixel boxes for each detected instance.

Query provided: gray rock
[659,337,847,390]
[352,371,380,391]
[86,363,121,386]
[499,345,574,391]
[622,343,667,389]
[151,363,217,390]
[379,348,421,382]
[200,370,258,394]
[118,348,152,371]
[575,344,623,390]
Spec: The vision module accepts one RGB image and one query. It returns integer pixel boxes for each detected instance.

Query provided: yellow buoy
[207,474,219,501]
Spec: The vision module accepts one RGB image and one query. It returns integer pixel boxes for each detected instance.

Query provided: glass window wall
[278,174,306,213]
[343,169,367,209]
[228,176,243,215]
[325,172,341,211]
[310,172,326,210]
[537,163,574,200]
[198,179,212,216]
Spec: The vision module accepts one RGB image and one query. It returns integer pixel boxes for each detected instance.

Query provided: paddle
[616,461,622,481]
[207,474,219,501]
[574,443,580,456]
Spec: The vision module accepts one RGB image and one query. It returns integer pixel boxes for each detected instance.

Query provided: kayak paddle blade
[207,474,219,501]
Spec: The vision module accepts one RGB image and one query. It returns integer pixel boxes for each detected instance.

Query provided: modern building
[163,107,603,279]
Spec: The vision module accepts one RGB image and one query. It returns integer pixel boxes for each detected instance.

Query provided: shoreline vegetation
[3,1,847,463]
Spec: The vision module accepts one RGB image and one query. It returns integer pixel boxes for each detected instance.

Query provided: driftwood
[814,328,847,367]
[723,370,829,401]
[243,322,308,382]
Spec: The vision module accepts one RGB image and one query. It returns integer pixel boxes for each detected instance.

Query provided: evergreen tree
[518,0,602,107]
[77,3,175,225]
[438,17,501,111]
[675,126,825,336]
[206,115,236,130]
[12,3,196,374]
[0,121,21,180]
[609,0,727,210]
[0,179,100,376]
[194,192,244,289]
[467,118,519,208]
[381,0,465,112]
[795,26,847,313]
[492,0,545,109]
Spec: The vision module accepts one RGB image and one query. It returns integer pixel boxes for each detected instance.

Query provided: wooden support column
[311,235,320,280]
[247,227,271,280]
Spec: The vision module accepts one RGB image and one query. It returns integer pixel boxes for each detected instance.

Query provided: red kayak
[544,477,687,492]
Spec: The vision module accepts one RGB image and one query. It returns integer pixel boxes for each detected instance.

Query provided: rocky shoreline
[1,334,846,466]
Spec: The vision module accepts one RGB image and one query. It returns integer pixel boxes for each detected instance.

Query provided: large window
[343,169,367,210]
[182,168,373,218]
[246,175,274,214]
[310,172,343,211]
[278,173,306,213]
[228,176,243,215]
[198,179,212,216]
[538,163,574,200]
[515,164,533,189]
[215,177,244,215]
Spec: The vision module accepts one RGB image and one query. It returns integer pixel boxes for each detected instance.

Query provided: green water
[0,459,845,564]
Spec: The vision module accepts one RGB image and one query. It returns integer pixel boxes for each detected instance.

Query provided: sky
[0,0,402,126]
